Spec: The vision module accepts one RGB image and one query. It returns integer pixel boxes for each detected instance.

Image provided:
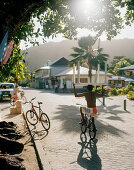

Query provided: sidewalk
[0,101,39,170]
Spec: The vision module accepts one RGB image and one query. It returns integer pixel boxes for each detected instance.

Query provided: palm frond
[72,47,84,54]
[78,35,96,50]
[70,53,80,58]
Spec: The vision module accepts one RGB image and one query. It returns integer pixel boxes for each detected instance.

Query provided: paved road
[23,88,134,170]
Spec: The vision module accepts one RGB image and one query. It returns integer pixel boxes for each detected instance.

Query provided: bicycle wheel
[88,118,96,140]
[81,115,88,133]
[21,96,27,104]
[26,110,38,125]
[40,113,50,130]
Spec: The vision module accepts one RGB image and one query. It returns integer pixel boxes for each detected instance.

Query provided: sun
[77,0,96,16]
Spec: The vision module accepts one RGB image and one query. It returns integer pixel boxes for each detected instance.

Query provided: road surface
[23,88,134,170]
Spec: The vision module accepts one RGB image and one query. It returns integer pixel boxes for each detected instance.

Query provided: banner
[0,31,8,62]
[1,39,14,66]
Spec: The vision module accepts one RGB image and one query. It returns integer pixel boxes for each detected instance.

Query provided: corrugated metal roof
[55,66,112,76]
[35,66,50,72]
[125,78,134,82]
[109,76,126,80]
[51,67,68,76]
[119,65,134,70]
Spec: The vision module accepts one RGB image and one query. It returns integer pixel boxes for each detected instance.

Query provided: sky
[20,23,134,50]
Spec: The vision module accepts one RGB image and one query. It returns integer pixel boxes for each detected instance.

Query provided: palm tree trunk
[88,58,92,83]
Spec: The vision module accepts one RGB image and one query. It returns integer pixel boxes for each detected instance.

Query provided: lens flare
[77,0,96,16]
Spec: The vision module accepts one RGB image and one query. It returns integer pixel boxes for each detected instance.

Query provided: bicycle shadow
[24,128,49,145]
[77,133,102,170]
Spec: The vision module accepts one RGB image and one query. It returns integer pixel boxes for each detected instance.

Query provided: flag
[1,39,14,66]
[0,31,8,62]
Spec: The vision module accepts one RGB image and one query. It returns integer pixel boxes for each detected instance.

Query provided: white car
[0,83,15,101]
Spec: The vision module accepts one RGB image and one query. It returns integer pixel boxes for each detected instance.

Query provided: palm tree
[70,35,109,83]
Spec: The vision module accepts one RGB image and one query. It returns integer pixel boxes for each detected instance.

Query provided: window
[75,78,87,83]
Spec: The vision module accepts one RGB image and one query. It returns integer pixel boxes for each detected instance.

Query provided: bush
[127,91,134,100]
[117,88,123,95]
[110,88,118,96]
[129,81,134,86]
[126,85,133,91]
[121,87,128,95]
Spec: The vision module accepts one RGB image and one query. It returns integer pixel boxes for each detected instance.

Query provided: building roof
[35,57,69,72]
[108,76,126,81]
[108,76,134,82]
[55,66,112,76]
[50,57,69,66]
[124,78,134,82]
[35,66,51,72]
[119,65,134,71]
[51,66,68,76]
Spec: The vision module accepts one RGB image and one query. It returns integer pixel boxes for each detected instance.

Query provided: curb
[23,112,51,170]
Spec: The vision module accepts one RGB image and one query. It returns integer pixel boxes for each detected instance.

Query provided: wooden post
[73,64,75,84]
[105,62,107,85]
[124,99,126,110]
[77,61,80,84]
[102,85,105,106]
[97,64,100,84]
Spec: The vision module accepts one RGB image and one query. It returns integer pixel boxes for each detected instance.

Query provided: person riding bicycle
[73,84,104,124]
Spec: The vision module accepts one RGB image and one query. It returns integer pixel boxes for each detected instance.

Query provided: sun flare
[77,0,96,16]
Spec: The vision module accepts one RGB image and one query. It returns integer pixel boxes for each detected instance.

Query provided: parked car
[0,83,15,101]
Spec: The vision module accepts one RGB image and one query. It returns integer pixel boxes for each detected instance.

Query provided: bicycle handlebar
[31,97,36,101]
[25,97,36,104]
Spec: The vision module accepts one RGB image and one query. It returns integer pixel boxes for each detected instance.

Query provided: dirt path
[0,101,39,170]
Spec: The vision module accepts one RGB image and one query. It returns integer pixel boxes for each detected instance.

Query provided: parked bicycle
[80,107,97,140]
[26,97,50,130]
[10,90,27,106]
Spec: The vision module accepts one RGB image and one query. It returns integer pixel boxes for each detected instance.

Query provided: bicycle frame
[26,97,50,130]
[31,103,42,120]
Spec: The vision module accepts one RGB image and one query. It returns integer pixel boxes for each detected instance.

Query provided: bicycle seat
[38,102,43,105]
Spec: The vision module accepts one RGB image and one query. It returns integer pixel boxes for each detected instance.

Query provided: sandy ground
[0,101,39,170]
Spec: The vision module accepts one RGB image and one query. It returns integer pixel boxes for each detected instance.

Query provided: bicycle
[26,97,50,130]
[10,90,27,106]
[80,107,97,140]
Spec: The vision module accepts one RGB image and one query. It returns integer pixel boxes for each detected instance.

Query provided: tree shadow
[77,133,102,170]
[23,88,73,96]
[1,105,11,111]
[97,98,130,114]
[4,113,21,119]
[54,104,127,137]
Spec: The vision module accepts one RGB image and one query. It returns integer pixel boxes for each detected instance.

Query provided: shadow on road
[77,133,102,170]
[54,104,127,137]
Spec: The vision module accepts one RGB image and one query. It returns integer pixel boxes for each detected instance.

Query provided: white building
[55,66,112,89]
[34,57,112,90]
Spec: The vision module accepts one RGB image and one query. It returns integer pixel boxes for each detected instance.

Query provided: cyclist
[73,84,104,124]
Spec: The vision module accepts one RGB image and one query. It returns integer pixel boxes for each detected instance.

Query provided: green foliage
[108,56,134,75]
[78,36,96,51]
[107,84,134,97]
[110,88,118,96]
[127,91,134,100]
[70,35,109,83]
[129,81,134,86]
[0,44,29,83]
[0,0,134,44]
[117,87,128,95]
